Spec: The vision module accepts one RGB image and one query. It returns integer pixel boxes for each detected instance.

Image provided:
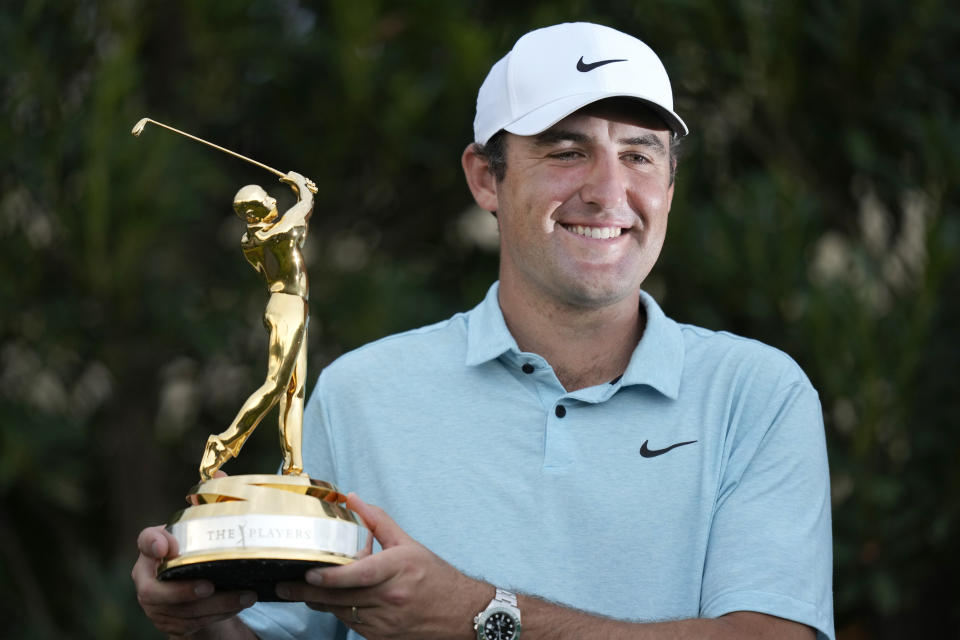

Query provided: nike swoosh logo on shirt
[576,56,627,72]
[639,439,698,458]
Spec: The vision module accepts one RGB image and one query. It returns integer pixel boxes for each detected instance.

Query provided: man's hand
[281,170,318,194]
[276,494,491,640]
[131,525,258,638]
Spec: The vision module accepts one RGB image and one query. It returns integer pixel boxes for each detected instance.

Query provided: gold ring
[351,605,362,624]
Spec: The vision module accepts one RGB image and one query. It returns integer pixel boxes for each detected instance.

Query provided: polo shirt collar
[465,282,684,399]
[465,282,519,366]
[620,290,684,399]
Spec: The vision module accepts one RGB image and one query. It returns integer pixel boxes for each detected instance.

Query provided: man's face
[236,188,278,225]
[492,100,675,310]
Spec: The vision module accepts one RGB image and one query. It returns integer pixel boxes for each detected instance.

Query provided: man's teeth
[564,224,623,239]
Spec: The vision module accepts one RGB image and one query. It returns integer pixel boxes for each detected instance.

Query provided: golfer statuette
[131,118,361,600]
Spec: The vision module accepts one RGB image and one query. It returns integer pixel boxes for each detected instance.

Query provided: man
[133,22,834,640]
[198,170,316,480]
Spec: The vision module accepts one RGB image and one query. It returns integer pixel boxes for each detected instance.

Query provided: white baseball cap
[473,22,688,144]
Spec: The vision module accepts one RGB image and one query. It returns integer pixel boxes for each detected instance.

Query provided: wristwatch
[474,587,522,640]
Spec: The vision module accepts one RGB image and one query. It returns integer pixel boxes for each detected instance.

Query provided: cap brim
[502,92,689,139]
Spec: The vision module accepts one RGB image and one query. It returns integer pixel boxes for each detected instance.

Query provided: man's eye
[550,151,582,160]
[622,153,650,164]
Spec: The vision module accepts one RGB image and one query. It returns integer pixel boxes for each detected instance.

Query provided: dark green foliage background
[1,1,957,637]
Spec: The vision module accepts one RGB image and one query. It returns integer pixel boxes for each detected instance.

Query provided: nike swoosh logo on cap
[577,56,627,72]
[639,439,698,458]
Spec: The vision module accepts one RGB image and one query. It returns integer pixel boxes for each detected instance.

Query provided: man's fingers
[301,495,418,588]
[346,493,411,549]
[132,525,194,599]
[149,598,255,635]
[274,580,371,606]
[131,552,160,591]
[305,545,413,591]
[317,604,377,627]
[283,170,306,185]
[137,575,217,607]
[147,590,257,619]
[134,559,216,607]
[132,513,255,636]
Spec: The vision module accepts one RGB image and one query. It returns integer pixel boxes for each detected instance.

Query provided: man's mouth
[560,224,624,240]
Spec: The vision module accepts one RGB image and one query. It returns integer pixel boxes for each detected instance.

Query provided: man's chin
[551,282,640,311]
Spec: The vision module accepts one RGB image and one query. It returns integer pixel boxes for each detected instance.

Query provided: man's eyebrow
[619,133,667,155]
[532,129,590,146]
[533,129,668,156]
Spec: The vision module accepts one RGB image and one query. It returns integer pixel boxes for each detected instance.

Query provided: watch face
[483,611,517,640]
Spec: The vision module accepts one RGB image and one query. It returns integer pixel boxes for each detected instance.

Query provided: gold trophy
[132,118,361,600]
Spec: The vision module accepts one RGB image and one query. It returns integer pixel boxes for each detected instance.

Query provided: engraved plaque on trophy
[132,118,360,601]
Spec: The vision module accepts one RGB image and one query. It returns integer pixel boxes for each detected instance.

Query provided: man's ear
[461,144,499,212]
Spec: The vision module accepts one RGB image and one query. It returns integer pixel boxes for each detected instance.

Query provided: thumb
[346,493,412,550]
[137,525,179,560]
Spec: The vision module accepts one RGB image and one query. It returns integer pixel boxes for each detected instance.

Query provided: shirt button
[521,363,535,374]
[555,405,566,418]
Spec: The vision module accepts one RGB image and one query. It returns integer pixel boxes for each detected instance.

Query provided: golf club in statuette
[132,117,360,600]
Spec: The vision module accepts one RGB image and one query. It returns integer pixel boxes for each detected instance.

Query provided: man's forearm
[171,616,258,640]
[284,498,819,640]
[516,596,815,640]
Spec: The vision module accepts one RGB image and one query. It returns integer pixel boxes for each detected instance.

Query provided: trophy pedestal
[158,474,360,601]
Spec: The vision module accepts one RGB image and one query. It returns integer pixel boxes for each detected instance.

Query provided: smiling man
[467,100,676,392]
[133,22,834,640]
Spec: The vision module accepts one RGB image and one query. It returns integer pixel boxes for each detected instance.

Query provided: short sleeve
[700,381,835,640]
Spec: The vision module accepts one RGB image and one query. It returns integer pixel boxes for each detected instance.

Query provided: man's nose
[578,152,626,210]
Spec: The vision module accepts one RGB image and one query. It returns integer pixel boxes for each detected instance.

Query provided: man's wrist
[457,580,491,639]
[474,586,522,639]
[170,615,256,640]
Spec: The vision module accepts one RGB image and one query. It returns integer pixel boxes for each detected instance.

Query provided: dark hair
[472,130,508,182]
[668,133,682,184]
[472,127,682,185]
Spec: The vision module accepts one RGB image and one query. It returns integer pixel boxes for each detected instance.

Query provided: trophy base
[159,557,342,601]
[158,474,361,601]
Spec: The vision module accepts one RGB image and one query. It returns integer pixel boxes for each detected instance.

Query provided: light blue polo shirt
[240,282,834,640]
